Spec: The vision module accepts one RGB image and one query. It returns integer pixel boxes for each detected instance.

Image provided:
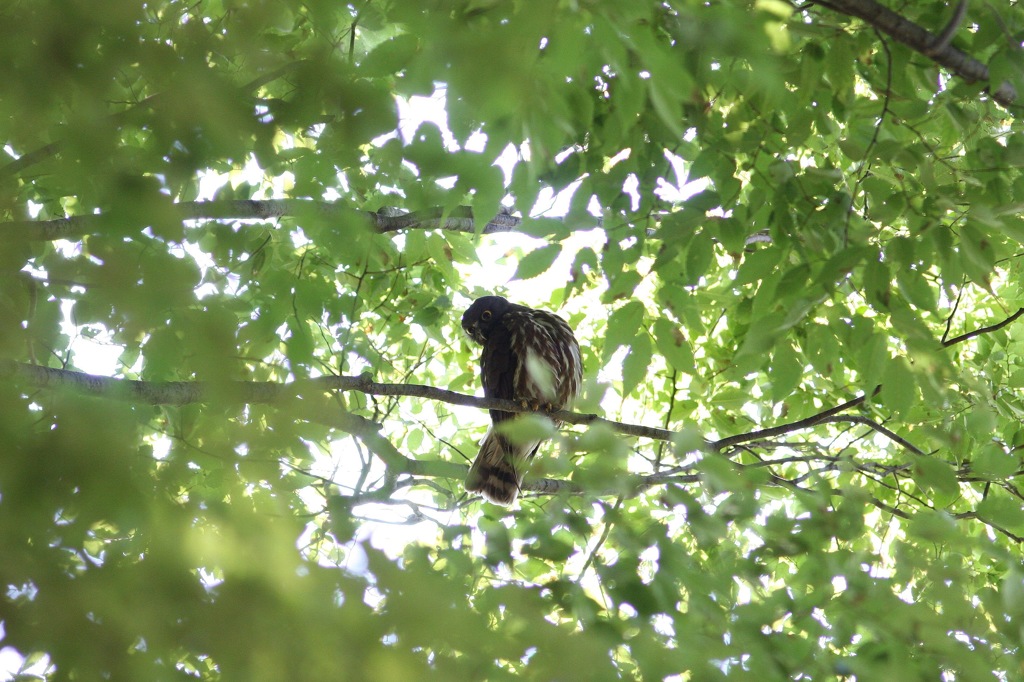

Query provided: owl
[461,296,582,504]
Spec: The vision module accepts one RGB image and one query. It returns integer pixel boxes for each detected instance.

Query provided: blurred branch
[953,511,1024,543]
[2,200,592,241]
[814,0,1017,108]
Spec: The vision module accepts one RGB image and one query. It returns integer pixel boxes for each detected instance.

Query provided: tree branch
[8,304,1001,467]
[710,392,871,451]
[1,200,592,242]
[0,360,926,455]
[0,360,673,441]
[819,415,927,456]
[818,0,1017,108]
[6,358,1013,524]
[941,307,1024,347]
[924,0,968,57]
[0,360,917,465]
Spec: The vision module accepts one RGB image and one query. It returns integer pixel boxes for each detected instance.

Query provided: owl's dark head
[462,296,511,344]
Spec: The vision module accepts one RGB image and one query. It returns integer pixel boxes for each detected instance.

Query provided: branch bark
[5,356,1020,521]
[818,0,1017,108]
[942,307,1024,347]
[1,200,585,242]
[4,296,1021,454]
[0,360,898,459]
[0,360,677,442]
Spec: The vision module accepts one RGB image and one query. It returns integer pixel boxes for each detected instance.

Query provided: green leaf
[978,494,1024,533]
[359,34,421,77]
[814,246,872,289]
[912,455,959,498]
[683,232,715,285]
[672,425,706,455]
[522,532,576,562]
[621,332,652,399]
[603,300,645,363]
[881,357,917,415]
[971,444,1018,479]
[514,244,562,280]
[736,248,784,286]
[907,510,958,542]
[959,223,996,289]
[495,414,556,445]
[769,344,803,402]
[426,232,458,282]
[861,259,892,307]
[653,317,695,373]
[698,456,744,492]
[896,269,937,311]
[646,81,687,141]
[604,269,644,301]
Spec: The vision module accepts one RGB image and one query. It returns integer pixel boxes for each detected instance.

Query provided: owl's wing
[505,309,582,412]
[480,320,518,424]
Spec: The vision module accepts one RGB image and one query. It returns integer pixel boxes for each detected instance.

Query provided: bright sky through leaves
[2,0,1024,679]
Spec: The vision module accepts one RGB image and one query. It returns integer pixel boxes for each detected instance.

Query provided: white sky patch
[0,647,52,680]
[396,88,457,148]
[59,300,124,375]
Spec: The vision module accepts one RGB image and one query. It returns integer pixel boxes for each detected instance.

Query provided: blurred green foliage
[1,0,1024,679]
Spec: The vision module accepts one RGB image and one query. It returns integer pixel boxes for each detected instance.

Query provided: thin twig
[711,392,872,451]
[924,0,969,56]
[576,497,624,582]
[818,415,926,456]
[942,308,1024,347]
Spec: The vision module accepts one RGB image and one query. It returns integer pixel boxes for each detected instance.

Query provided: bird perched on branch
[461,295,582,505]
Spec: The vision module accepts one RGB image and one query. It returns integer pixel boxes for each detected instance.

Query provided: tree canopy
[2,0,1024,679]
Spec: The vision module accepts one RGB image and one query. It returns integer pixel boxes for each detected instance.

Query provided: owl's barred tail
[465,429,540,505]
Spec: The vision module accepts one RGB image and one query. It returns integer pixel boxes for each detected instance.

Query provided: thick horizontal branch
[6,321,1009,463]
[0,361,911,462]
[2,200,592,242]
[0,360,921,455]
[818,0,1016,107]
[322,373,677,441]
[10,358,1019,528]
[0,360,676,442]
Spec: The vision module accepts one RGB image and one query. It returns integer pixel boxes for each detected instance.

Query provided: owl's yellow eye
[481,310,493,321]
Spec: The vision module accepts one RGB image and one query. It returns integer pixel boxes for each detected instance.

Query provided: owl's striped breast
[504,309,582,410]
